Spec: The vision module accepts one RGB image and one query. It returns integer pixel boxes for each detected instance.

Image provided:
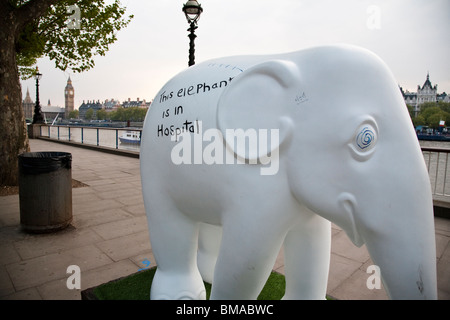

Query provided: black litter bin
[18,152,73,233]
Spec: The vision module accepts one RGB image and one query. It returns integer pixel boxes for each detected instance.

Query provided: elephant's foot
[152,289,206,300]
[281,292,327,300]
[150,269,206,300]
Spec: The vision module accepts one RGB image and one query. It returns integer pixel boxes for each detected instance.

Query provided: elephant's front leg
[283,212,331,299]
[209,216,288,300]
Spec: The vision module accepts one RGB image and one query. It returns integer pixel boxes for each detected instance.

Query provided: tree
[133,107,148,121]
[109,107,124,121]
[406,104,415,119]
[413,114,425,127]
[84,108,94,120]
[0,0,133,186]
[68,109,79,119]
[96,108,107,120]
[417,105,450,129]
[109,107,148,122]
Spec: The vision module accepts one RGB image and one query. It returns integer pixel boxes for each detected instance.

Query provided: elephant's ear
[217,60,300,162]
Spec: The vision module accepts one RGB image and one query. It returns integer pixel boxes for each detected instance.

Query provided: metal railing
[38,124,142,152]
[37,125,450,198]
[422,147,450,197]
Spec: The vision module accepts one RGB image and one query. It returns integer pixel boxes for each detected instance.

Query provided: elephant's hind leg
[209,219,286,300]
[197,223,222,284]
[147,206,206,300]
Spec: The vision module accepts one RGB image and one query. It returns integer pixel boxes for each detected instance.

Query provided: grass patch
[92,267,286,300]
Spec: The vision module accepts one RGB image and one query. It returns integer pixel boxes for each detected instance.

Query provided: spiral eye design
[349,121,378,162]
[356,126,375,150]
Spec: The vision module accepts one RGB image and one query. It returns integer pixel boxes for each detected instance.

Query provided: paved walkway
[0,138,449,300]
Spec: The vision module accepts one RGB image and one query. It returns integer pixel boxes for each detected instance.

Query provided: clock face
[65,90,68,95]
[69,90,73,95]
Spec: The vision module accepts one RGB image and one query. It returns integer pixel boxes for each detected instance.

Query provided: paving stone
[72,208,133,229]
[14,227,103,260]
[330,261,389,300]
[124,203,146,216]
[73,198,124,215]
[91,216,148,240]
[327,253,362,293]
[0,266,15,297]
[6,245,112,291]
[331,230,371,263]
[436,233,450,259]
[116,194,144,207]
[437,240,450,296]
[0,241,21,266]
[96,230,151,262]
[38,259,138,300]
[2,287,42,300]
[131,251,156,271]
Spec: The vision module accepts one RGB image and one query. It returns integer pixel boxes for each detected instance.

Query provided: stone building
[22,87,34,120]
[401,73,449,116]
[78,100,104,119]
[103,98,121,111]
[122,97,151,108]
[41,99,65,123]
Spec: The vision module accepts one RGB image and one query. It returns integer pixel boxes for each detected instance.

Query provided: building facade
[22,87,34,120]
[78,100,104,119]
[401,73,449,116]
[121,97,151,108]
[42,99,65,123]
[103,98,121,110]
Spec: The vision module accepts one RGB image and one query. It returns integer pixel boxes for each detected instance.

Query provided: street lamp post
[182,0,203,67]
[32,67,44,124]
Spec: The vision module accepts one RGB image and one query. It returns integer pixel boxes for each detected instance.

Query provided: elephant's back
[140,55,268,163]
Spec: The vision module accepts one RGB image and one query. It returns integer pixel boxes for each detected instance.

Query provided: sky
[20,0,450,109]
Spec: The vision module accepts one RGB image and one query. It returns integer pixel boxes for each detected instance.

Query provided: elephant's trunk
[364,210,437,299]
[357,156,437,299]
[365,215,436,299]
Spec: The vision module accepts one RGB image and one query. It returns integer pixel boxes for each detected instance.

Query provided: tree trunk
[0,8,30,186]
[0,0,60,186]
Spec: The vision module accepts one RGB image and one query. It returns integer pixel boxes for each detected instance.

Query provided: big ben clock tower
[65,76,74,119]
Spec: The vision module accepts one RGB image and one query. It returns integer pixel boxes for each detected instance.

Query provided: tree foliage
[68,109,79,118]
[84,107,94,120]
[15,0,133,78]
[96,108,107,120]
[109,107,148,122]
[0,0,133,186]
[409,102,450,129]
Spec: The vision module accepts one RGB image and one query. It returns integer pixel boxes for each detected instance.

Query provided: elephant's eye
[356,126,376,150]
[349,122,377,161]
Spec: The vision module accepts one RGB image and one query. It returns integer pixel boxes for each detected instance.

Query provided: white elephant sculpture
[140,44,437,300]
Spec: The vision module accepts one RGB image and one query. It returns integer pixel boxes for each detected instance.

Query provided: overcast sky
[20,0,450,108]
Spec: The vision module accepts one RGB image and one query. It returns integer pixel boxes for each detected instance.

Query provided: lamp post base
[28,123,43,139]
